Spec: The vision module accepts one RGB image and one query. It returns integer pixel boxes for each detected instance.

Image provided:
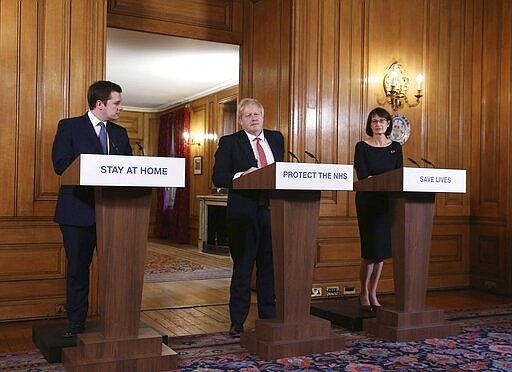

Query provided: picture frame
[193,156,203,175]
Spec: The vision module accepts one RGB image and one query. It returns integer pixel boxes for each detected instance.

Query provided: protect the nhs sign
[79,154,185,187]
[275,162,353,190]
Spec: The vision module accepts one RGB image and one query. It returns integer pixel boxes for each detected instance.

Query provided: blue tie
[98,122,108,154]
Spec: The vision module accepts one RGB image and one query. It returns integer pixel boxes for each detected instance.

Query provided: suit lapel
[82,114,103,154]
[264,130,282,162]
[236,131,257,167]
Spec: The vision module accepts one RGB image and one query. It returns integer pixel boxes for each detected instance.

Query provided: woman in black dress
[354,107,403,311]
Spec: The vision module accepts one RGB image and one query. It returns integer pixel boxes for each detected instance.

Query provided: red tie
[255,137,268,167]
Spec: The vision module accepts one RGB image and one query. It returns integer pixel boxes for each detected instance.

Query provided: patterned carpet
[173,316,512,371]
[2,308,511,371]
[144,241,232,283]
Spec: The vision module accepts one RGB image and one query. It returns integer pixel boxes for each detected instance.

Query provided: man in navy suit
[212,98,284,336]
[52,80,132,337]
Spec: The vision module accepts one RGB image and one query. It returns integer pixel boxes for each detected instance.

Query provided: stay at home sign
[79,154,185,187]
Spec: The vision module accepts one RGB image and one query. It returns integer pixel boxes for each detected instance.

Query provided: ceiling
[106,28,240,112]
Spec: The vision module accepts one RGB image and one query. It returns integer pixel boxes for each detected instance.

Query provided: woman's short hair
[365,107,393,137]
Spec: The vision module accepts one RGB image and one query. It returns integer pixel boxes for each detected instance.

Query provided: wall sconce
[183,132,200,146]
[183,132,218,146]
[380,61,423,111]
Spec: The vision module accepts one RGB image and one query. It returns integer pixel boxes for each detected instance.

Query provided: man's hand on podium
[242,167,259,176]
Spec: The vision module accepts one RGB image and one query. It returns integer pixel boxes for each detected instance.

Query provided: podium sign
[274,162,353,190]
[67,154,185,187]
[402,167,466,192]
[234,162,353,191]
[354,167,466,193]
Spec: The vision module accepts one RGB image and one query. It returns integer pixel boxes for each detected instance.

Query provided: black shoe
[359,298,374,312]
[360,304,375,312]
[63,322,85,338]
[229,324,244,337]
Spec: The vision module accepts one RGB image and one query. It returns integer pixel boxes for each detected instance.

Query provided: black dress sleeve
[354,141,368,180]
[394,142,404,169]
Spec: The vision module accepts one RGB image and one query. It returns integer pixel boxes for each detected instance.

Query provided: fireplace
[197,194,229,255]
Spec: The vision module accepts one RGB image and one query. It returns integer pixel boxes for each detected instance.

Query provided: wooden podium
[354,167,466,341]
[59,154,185,371]
[233,162,353,359]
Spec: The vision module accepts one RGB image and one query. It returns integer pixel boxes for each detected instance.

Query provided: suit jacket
[52,113,132,226]
[212,129,284,223]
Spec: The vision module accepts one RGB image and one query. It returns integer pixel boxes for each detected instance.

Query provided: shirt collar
[244,130,265,142]
[88,111,106,127]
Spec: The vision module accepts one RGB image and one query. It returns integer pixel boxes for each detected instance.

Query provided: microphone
[421,158,435,168]
[288,151,300,162]
[304,150,319,163]
[136,142,145,156]
[407,157,421,167]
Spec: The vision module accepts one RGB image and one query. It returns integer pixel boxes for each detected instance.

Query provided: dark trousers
[229,206,276,327]
[60,224,96,324]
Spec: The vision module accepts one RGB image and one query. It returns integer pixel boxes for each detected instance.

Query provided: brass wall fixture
[381,61,423,111]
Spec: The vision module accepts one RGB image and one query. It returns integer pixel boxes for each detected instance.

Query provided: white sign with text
[79,154,185,187]
[402,167,466,193]
[274,162,353,190]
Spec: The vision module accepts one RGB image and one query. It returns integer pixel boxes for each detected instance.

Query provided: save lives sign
[402,167,466,193]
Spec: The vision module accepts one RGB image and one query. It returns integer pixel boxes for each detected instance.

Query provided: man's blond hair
[238,98,264,120]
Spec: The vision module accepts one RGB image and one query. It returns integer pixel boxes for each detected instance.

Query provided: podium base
[32,321,168,363]
[363,307,460,341]
[310,297,376,330]
[240,316,345,359]
[62,327,177,371]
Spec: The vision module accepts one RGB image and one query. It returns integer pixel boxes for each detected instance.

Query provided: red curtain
[154,107,190,243]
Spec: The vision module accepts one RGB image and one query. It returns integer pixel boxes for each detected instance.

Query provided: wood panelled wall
[107,0,243,44]
[0,0,511,322]
[0,0,106,320]
[469,1,512,292]
[241,0,511,295]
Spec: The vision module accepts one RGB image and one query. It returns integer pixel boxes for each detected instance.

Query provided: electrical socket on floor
[326,286,340,296]
[343,286,356,295]
[311,287,322,297]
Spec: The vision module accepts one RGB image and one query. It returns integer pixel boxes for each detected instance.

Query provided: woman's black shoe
[359,298,374,312]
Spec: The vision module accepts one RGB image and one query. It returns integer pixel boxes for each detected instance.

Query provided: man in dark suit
[52,80,132,337]
[212,98,284,336]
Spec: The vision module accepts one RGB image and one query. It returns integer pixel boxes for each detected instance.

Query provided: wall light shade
[183,131,200,146]
[381,61,423,111]
[183,131,218,146]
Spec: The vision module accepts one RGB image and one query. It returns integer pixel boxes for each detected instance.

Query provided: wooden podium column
[62,187,177,371]
[392,193,435,312]
[353,168,464,341]
[234,162,354,358]
[240,190,344,359]
[363,192,460,341]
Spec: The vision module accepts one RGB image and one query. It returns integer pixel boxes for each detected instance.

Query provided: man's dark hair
[87,80,122,110]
